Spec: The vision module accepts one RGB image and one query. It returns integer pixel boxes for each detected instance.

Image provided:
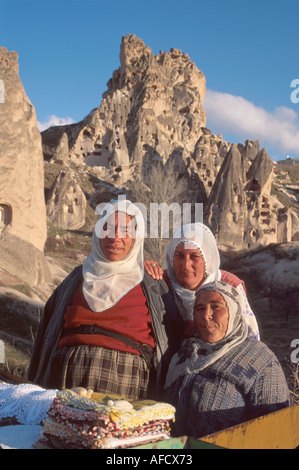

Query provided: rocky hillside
[41,34,299,253]
[272,163,299,225]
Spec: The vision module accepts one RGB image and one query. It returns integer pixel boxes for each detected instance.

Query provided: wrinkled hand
[144,259,163,280]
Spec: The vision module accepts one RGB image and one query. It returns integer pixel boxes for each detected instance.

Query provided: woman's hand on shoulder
[144,260,163,280]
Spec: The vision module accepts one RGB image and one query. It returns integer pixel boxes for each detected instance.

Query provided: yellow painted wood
[200,405,299,449]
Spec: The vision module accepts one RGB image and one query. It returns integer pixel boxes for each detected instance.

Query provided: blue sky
[1,0,299,161]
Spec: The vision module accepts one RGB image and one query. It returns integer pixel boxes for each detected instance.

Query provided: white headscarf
[165,281,248,389]
[166,223,221,320]
[82,199,145,312]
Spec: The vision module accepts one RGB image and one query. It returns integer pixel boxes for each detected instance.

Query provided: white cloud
[204,90,299,156]
[37,114,75,132]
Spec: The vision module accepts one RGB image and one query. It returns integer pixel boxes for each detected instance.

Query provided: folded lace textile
[43,417,171,449]
[41,389,175,449]
[0,383,57,425]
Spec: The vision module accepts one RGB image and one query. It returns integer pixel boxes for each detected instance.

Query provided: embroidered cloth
[0,383,57,425]
[39,389,175,449]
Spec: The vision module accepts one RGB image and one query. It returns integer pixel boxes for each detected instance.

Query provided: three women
[29,201,290,438]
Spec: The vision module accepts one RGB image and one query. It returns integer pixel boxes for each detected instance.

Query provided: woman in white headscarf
[164,281,290,438]
[145,222,259,340]
[28,199,180,400]
[82,198,145,312]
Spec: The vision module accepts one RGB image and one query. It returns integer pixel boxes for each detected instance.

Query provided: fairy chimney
[46,169,87,230]
[0,47,50,285]
[206,145,278,251]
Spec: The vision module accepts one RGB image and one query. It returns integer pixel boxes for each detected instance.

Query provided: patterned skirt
[49,345,151,401]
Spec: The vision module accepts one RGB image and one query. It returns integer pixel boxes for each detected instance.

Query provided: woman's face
[100,212,136,261]
[194,291,229,343]
[173,244,206,290]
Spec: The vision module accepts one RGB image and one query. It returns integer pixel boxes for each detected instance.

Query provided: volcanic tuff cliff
[0,47,50,285]
[42,34,207,175]
[41,34,299,251]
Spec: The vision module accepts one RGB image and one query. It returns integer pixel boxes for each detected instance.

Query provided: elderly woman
[28,199,179,400]
[164,281,291,438]
[145,223,259,340]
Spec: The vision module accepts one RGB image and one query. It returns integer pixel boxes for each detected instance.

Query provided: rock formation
[41,34,207,181]
[204,144,296,251]
[191,129,230,196]
[46,168,87,230]
[40,34,299,252]
[0,47,50,285]
[43,130,69,164]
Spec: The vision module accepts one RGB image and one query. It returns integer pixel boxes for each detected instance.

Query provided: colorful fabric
[82,199,145,312]
[50,344,151,400]
[40,390,175,449]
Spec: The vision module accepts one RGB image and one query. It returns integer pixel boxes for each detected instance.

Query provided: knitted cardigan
[165,337,291,438]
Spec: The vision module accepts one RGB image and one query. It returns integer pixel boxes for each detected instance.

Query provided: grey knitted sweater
[165,337,291,438]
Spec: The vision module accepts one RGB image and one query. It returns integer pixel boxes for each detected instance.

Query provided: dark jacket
[28,266,181,397]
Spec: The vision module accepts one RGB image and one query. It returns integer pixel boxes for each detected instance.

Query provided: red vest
[58,282,155,355]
